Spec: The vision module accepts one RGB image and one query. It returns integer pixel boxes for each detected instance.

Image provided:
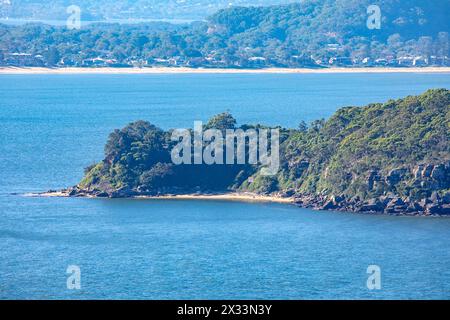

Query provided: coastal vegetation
[64,89,450,215]
[1,0,449,68]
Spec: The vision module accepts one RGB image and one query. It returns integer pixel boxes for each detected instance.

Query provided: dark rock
[386,168,406,186]
[379,195,393,205]
[414,165,425,179]
[96,192,109,198]
[322,200,338,210]
[422,164,434,178]
[419,198,432,207]
[430,191,440,203]
[427,203,443,215]
[409,202,425,212]
[424,203,450,215]
[387,197,405,207]
[384,197,407,214]
[431,164,446,181]
[331,195,345,203]
[73,192,87,197]
[360,198,385,212]
[407,202,424,213]
[367,170,381,191]
[443,192,450,204]
[282,189,295,197]
[439,204,450,215]
[109,187,134,198]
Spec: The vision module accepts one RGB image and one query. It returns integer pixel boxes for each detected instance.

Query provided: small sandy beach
[1,66,450,74]
[135,193,294,203]
[30,191,295,204]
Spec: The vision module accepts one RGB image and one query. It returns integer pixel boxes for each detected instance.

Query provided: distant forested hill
[0,0,295,20]
[1,0,449,68]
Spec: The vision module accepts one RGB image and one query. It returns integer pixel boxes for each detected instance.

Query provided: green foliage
[79,89,449,200]
[271,88,450,199]
[1,1,449,68]
[205,112,237,130]
[139,163,175,191]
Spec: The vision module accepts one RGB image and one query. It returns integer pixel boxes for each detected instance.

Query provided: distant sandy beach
[135,193,295,203]
[2,66,450,74]
[29,191,295,204]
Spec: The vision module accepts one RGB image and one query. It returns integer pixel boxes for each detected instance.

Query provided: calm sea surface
[1,73,450,299]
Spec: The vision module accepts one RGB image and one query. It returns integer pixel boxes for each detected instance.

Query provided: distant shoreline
[1,66,450,74]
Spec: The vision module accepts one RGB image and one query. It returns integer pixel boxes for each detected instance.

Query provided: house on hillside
[329,57,352,66]
[5,52,42,66]
[397,56,414,66]
[413,56,429,66]
[247,56,267,67]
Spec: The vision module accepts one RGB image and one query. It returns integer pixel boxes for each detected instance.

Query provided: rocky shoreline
[290,192,450,216]
[38,185,450,217]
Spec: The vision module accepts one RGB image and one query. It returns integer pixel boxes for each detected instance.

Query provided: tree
[205,112,237,131]
[437,32,449,57]
[417,36,433,58]
[44,47,60,66]
[139,163,175,190]
[298,120,308,132]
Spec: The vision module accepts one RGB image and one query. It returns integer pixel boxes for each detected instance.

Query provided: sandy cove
[1,66,450,74]
[30,191,295,204]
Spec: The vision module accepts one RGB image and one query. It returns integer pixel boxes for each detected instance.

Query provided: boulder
[387,197,405,207]
[414,165,425,179]
[385,197,407,214]
[282,189,296,197]
[439,204,450,215]
[367,170,381,191]
[386,168,406,186]
[427,203,444,215]
[109,187,134,198]
[68,188,78,196]
[419,198,432,207]
[422,164,434,178]
[322,200,338,210]
[331,194,345,203]
[442,192,450,204]
[407,202,424,213]
[431,164,446,181]
[95,191,109,198]
[360,198,385,212]
[430,191,441,204]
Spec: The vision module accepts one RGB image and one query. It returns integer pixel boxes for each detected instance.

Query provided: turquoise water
[1,73,450,299]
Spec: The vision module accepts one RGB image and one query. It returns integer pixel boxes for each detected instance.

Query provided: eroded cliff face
[288,162,450,216]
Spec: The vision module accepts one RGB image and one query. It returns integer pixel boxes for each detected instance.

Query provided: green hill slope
[1,0,449,68]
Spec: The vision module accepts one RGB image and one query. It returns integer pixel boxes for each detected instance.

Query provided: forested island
[1,0,450,69]
[47,89,450,216]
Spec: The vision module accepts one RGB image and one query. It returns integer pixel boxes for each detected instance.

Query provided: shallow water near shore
[1,73,450,299]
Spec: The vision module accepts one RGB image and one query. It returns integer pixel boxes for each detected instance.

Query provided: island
[40,89,450,216]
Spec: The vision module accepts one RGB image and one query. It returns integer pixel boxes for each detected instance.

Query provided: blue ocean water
[0,73,450,299]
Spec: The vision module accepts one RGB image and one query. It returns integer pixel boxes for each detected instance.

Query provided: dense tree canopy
[79,89,450,204]
[1,1,449,68]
